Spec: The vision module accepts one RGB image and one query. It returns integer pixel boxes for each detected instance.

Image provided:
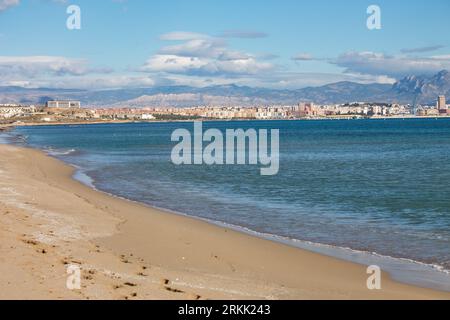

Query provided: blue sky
[0,0,449,89]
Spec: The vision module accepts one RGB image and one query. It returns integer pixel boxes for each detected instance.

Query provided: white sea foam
[45,147,77,156]
[72,169,96,189]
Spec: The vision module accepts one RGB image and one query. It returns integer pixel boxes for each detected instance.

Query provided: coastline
[71,166,450,293]
[0,142,449,299]
[12,119,450,291]
[2,114,450,130]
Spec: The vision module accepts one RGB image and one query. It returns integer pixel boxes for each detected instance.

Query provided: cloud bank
[141,32,274,77]
[333,51,450,78]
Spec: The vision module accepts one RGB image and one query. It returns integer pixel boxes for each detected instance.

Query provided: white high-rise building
[46,100,81,108]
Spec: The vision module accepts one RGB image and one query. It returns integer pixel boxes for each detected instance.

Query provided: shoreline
[71,167,450,292]
[8,121,449,290]
[68,162,450,292]
[12,120,449,291]
[0,143,449,299]
[2,114,450,129]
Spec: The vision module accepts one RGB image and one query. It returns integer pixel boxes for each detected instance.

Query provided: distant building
[0,105,36,119]
[46,100,81,108]
[438,95,447,114]
[141,114,155,120]
[296,102,316,117]
[417,107,440,117]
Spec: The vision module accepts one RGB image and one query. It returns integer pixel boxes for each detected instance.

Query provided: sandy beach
[0,142,449,300]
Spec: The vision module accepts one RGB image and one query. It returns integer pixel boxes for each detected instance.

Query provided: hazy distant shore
[2,114,450,130]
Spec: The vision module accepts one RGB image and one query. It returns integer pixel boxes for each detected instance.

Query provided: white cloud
[142,32,275,77]
[249,71,396,89]
[159,38,226,58]
[333,51,450,78]
[141,54,273,77]
[292,53,314,61]
[142,55,207,74]
[0,56,90,77]
[1,74,156,90]
[400,45,445,54]
[45,75,156,89]
[0,0,19,12]
[0,56,118,89]
[152,70,396,90]
[143,32,401,88]
[431,54,450,60]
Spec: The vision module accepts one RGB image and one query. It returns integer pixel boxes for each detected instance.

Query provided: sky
[0,0,449,90]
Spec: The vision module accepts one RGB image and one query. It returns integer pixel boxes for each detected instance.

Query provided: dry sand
[0,143,449,300]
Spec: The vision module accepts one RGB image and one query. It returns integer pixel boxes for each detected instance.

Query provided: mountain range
[1,70,449,107]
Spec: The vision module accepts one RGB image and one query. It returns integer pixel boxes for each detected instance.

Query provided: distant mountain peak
[392,70,450,104]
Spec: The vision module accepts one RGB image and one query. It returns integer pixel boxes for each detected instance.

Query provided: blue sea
[4,119,450,290]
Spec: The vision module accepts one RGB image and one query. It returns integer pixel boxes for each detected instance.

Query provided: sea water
[6,119,450,291]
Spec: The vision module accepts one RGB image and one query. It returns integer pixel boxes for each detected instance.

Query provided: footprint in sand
[161,279,184,293]
[161,278,203,300]
[164,286,185,294]
[22,238,38,246]
[120,254,131,264]
[124,282,137,287]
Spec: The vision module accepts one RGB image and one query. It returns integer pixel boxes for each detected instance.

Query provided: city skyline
[0,0,449,90]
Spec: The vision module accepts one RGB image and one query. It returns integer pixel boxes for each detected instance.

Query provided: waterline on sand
[71,166,450,292]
